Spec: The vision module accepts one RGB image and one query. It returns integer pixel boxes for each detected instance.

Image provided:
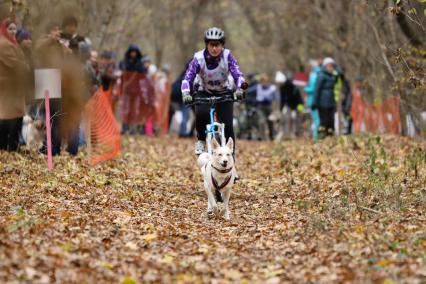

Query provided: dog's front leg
[205,185,219,216]
[221,189,231,220]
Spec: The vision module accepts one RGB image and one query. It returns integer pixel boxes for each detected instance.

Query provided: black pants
[258,104,274,140]
[194,92,234,149]
[0,117,23,152]
[318,107,335,138]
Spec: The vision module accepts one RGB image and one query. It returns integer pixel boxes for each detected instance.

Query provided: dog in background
[197,138,236,220]
[22,115,45,150]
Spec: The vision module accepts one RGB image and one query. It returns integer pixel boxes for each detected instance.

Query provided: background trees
[1,0,425,135]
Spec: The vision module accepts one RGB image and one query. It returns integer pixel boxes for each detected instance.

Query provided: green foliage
[7,206,39,233]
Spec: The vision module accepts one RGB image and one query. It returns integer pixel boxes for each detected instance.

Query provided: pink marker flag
[35,69,61,171]
[44,90,53,170]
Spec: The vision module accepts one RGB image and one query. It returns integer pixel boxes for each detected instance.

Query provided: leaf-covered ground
[0,135,425,283]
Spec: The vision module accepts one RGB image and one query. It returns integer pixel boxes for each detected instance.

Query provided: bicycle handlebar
[187,93,244,106]
[186,81,248,106]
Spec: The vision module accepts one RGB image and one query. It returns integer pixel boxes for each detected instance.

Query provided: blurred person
[312,57,337,139]
[141,55,157,136]
[142,56,158,78]
[170,61,195,137]
[34,21,83,156]
[304,59,321,141]
[16,29,33,67]
[60,16,86,55]
[181,27,246,155]
[99,50,119,106]
[340,73,352,135]
[16,29,36,113]
[102,51,122,109]
[153,64,172,135]
[119,44,153,135]
[0,18,30,151]
[80,43,99,98]
[245,73,258,106]
[255,74,278,140]
[87,50,100,93]
[279,72,304,139]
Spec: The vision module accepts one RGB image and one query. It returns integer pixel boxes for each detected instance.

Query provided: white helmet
[322,57,336,66]
[204,27,225,44]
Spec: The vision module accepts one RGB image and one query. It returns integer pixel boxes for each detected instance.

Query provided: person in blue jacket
[304,60,321,142]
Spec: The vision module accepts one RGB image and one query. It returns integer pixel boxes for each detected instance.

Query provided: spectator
[170,64,191,137]
[279,72,304,138]
[119,44,153,134]
[312,57,337,139]
[0,18,30,151]
[60,16,86,55]
[16,29,36,110]
[142,56,157,77]
[80,43,99,99]
[340,73,352,135]
[33,21,77,156]
[119,44,146,73]
[245,73,258,106]
[16,29,33,68]
[304,59,321,141]
[256,74,278,140]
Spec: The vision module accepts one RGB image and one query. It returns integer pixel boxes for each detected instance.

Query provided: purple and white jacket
[181,48,245,94]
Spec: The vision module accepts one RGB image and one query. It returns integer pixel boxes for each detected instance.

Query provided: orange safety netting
[86,88,121,165]
[120,71,155,125]
[351,88,401,135]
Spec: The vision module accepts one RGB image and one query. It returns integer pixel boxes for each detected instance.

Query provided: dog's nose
[223,160,228,165]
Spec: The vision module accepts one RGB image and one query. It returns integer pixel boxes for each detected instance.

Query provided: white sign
[35,69,61,99]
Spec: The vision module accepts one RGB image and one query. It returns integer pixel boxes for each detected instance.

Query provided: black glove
[233,88,245,100]
[182,92,193,105]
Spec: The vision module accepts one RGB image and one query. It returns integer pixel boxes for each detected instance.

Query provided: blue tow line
[205,107,216,134]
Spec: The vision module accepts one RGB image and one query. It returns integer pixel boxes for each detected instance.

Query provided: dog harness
[211,165,233,191]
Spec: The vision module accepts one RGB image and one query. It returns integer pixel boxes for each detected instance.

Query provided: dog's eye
[218,153,223,156]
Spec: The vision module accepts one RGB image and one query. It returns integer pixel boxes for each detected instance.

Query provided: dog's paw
[212,205,220,216]
[221,209,230,220]
[206,210,214,219]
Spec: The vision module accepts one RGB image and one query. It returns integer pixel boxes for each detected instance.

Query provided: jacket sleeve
[0,43,28,72]
[304,71,317,95]
[228,52,245,88]
[181,57,200,94]
[313,73,324,107]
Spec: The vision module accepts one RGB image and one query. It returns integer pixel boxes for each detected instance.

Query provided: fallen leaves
[0,135,425,283]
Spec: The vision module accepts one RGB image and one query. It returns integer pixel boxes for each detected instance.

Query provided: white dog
[22,115,45,150]
[197,138,237,220]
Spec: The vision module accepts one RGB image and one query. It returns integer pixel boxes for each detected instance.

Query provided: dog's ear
[212,138,220,150]
[226,137,234,152]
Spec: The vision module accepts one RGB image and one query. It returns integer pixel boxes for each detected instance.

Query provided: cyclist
[181,27,246,155]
